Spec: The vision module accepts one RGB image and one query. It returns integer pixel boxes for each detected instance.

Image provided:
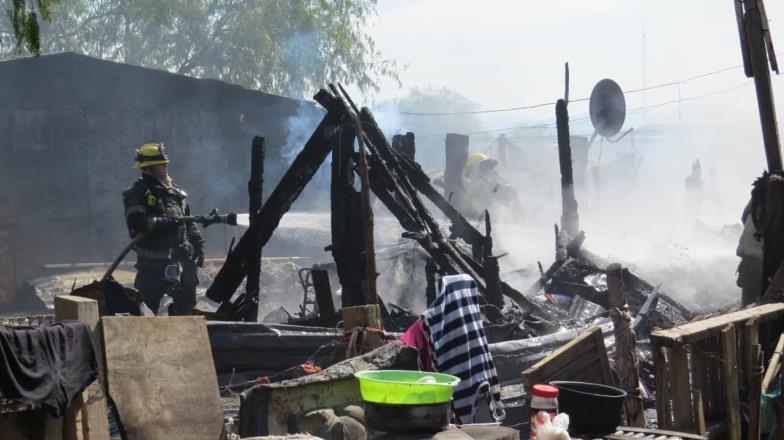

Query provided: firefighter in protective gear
[122,143,205,315]
[460,153,504,217]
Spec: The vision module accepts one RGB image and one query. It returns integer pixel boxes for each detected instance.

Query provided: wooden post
[245,136,265,322]
[342,304,382,331]
[54,295,110,440]
[763,175,784,297]
[355,117,379,306]
[735,0,782,171]
[748,344,763,440]
[606,263,645,427]
[444,133,469,203]
[482,211,503,309]
[497,134,508,164]
[556,99,579,238]
[393,132,416,160]
[653,342,671,429]
[670,342,694,432]
[312,269,336,327]
[722,324,742,440]
[330,120,366,307]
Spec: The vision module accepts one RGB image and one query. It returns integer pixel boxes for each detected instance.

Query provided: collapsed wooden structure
[203,85,552,326]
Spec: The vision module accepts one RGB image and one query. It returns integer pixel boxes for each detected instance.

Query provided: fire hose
[102,209,238,280]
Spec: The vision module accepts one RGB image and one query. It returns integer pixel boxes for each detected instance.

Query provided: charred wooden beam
[243,136,265,321]
[392,132,416,161]
[444,133,468,203]
[329,122,367,307]
[355,118,379,305]
[737,0,781,171]
[556,99,579,238]
[482,211,503,309]
[311,269,337,327]
[206,90,343,302]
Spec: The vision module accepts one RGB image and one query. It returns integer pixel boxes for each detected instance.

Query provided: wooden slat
[721,325,742,440]
[653,342,671,429]
[522,326,613,413]
[616,426,708,440]
[709,336,725,418]
[691,340,706,414]
[748,344,763,440]
[55,295,110,440]
[593,326,614,386]
[695,340,711,418]
[762,333,784,392]
[522,326,611,387]
[694,390,707,435]
[102,316,223,440]
[778,372,784,440]
[670,342,694,432]
[745,318,760,392]
[651,303,784,347]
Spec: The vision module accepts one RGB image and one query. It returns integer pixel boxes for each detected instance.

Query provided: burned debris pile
[3,1,783,434]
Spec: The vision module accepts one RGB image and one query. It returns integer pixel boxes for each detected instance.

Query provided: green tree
[6,0,397,97]
[1,0,59,55]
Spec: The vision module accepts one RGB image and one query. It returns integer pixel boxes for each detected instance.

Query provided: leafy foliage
[3,0,58,55]
[4,0,397,97]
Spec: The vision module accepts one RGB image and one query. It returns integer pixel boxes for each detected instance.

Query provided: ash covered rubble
[1,81,718,439]
[194,83,705,430]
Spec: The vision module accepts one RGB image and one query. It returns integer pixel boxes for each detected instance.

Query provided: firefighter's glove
[194,247,205,268]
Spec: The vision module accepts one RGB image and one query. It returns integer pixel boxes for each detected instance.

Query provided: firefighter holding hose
[122,143,205,315]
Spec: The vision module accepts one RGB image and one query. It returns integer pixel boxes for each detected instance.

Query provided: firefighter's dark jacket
[122,173,205,258]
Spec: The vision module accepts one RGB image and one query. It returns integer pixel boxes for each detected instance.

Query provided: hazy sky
[362,0,784,132]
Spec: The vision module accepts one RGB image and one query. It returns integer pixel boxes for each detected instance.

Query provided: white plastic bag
[536,411,571,440]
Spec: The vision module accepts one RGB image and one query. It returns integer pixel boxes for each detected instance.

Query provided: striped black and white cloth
[422,274,505,424]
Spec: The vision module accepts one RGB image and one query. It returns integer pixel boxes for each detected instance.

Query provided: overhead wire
[412,80,754,141]
[396,55,781,117]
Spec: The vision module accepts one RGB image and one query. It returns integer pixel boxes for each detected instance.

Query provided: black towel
[0,321,99,416]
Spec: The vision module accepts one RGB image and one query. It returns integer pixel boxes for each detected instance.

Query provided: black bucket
[550,381,626,434]
[364,401,450,433]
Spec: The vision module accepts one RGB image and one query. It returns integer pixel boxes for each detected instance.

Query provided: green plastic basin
[354,370,460,405]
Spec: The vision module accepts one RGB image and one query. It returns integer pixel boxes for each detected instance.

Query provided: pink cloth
[400,318,434,371]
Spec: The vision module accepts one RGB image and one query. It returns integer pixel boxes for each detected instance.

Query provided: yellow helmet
[134,143,170,168]
[464,153,498,171]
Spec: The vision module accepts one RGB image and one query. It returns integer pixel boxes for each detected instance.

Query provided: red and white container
[530,384,559,439]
